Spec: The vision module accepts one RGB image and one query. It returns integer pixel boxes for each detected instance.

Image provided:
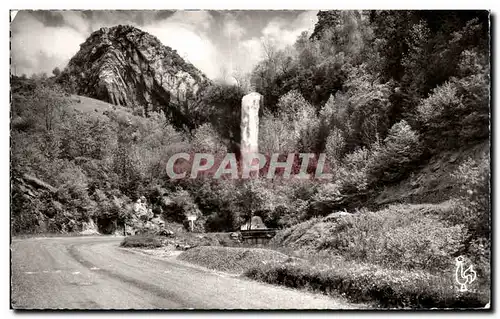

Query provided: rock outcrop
[63,25,210,116]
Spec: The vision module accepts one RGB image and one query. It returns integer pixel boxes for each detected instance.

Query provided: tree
[325,128,345,166]
[275,90,321,152]
[367,120,422,184]
[52,67,61,77]
[417,51,489,151]
[32,85,69,131]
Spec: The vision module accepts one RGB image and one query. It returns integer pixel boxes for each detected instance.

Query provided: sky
[10,10,318,81]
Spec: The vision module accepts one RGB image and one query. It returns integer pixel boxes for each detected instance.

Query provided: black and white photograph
[9,7,492,310]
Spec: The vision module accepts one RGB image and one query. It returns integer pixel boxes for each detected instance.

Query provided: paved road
[11,236,358,309]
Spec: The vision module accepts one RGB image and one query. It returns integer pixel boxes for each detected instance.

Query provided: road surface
[11,236,358,309]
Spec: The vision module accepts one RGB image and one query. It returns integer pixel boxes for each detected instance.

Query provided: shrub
[245,259,489,308]
[179,246,289,274]
[450,155,490,238]
[272,204,467,272]
[120,235,163,248]
[191,123,227,153]
[450,154,490,290]
[417,61,489,150]
[342,64,392,148]
[163,188,201,225]
[367,120,422,184]
[337,147,371,193]
[310,182,345,215]
[325,128,345,166]
[259,113,298,154]
[275,90,321,152]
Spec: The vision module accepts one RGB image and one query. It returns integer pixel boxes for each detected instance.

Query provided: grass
[119,231,241,251]
[244,258,490,309]
[120,235,163,248]
[258,202,490,308]
[270,203,467,272]
[177,246,289,274]
[11,232,104,240]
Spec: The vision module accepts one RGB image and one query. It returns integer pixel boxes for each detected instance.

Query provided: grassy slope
[374,141,489,205]
[178,246,289,274]
[68,95,139,121]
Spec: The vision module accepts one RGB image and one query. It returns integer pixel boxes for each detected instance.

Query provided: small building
[240,216,276,245]
[240,216,267,230]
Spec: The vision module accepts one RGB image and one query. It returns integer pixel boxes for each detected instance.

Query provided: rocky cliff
[63,25,210,116]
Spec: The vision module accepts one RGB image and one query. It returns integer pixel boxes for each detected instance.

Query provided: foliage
[191,123,227,153]
[324,128,345,166]
[449,154,490,288]
[120,235,163,248]
[272,204,468,273]
[10,10,490,269]
[417,52,489,150]
[258,113,298,154]
[200,83,244,153]
[245,258,489,308]
[178,246,289,274]
[274,90,321,152]
[164,188,201,224]
[451,155,490,239]
[367,120,422,184]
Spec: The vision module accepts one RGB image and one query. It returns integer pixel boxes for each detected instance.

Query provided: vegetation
[178,246,289,274]
[245,258,489,308]
[120,235,163,248]
[11,10,490,308]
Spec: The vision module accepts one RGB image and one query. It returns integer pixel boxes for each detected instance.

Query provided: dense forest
[12,9,490,229]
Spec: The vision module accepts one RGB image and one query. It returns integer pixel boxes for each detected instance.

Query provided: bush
[367,120,422,184]
[271,204,467,272]
[275,90,321,152]
[450,155,490,238]
[163,189,201,225]
[120,235,163,248]
[179,246,289,274]
[337,147,371,193]
[191,123,227,153]
[450,154,490,290]
[245,259,489,308]
[417,60,489,151]
[259,113,298,154]
[325,128,345,166]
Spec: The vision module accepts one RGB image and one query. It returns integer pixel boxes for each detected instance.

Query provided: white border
[2,1,498,318]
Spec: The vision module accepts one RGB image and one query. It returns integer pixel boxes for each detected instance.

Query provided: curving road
[11,236,358,310]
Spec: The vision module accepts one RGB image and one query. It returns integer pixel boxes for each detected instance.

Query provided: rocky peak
[64,25,210,116]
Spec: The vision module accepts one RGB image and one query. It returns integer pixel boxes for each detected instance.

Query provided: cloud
[11,12,86,76]
[166,11,214,30]
[10,10,318,81]
[143,21,219,79]
[227,11,318,78]
[61,11,90,34]
[143,11,219,79]
[222,13,246,40]
[262,11,318,50]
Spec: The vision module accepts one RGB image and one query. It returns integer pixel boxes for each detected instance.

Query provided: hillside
[374,140,490,206]
[10,82,189,234]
